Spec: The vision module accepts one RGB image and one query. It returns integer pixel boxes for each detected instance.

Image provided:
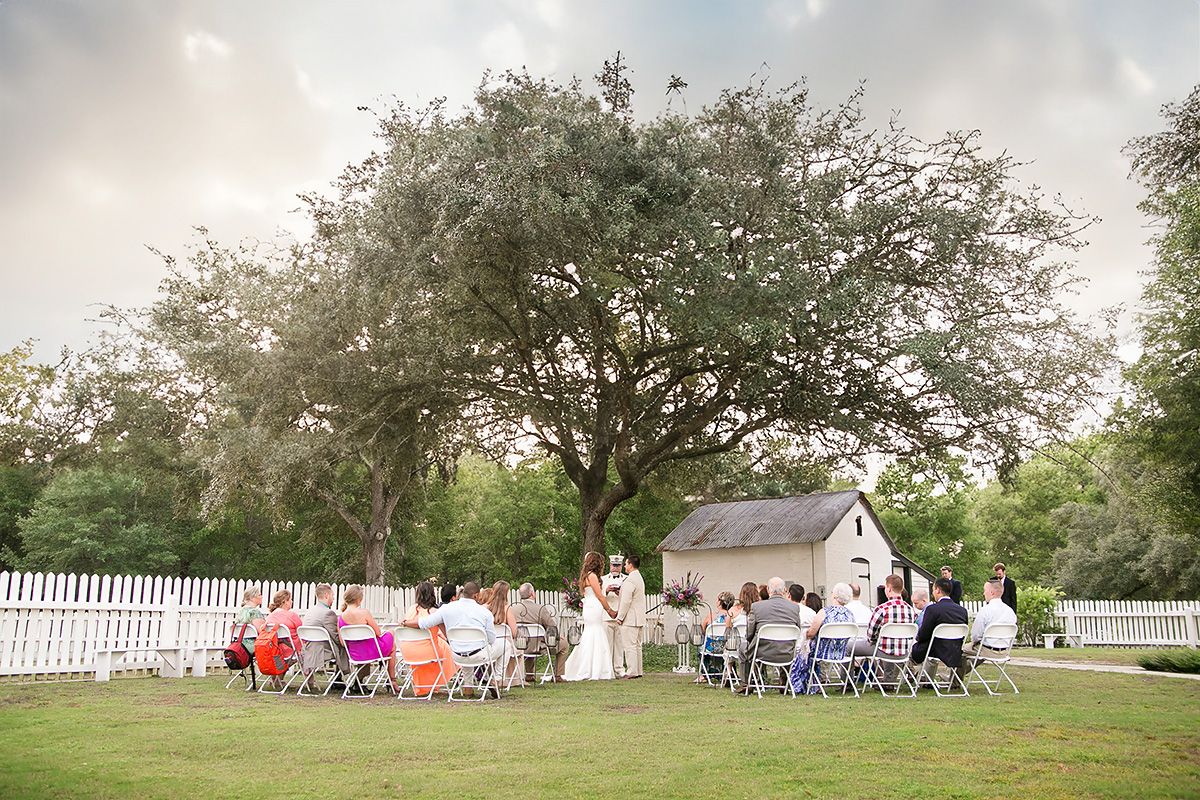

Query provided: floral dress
[700,613,728,676]
[789,604,855,694]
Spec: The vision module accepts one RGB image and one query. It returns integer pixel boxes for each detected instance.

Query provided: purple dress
[337,617,394,661]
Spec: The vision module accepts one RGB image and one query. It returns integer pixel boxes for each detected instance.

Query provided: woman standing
[561,552,618,681]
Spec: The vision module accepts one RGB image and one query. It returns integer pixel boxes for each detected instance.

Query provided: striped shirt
[867,598,917,657]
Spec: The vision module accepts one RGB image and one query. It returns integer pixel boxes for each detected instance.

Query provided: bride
[561,551,618,681]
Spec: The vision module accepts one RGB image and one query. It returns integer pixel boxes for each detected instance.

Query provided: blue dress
[700,613,728,676]
[789,604,855,694]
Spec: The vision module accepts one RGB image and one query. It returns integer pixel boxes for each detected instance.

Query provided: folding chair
[516,623,556,685]
[809,622,861,698]
[494,625,522,692]
[445,626,499,703]
[296,625,344,697]
[697,621,729,686]
[722,622,747,692]
[913,623,970,697]
[394,626,447,700]
[746,623,803,698]
[964,622,1019,695]
[225,625,258,690]
[258,625,302,695]
[860,622,919,698]
[338,624,393,699]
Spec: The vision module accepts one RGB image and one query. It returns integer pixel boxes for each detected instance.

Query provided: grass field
[1009,646,1178,667]
[0,659,1197,799]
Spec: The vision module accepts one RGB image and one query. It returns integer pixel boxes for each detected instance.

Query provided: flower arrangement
[662,571,704,610]
[562,577,584,612]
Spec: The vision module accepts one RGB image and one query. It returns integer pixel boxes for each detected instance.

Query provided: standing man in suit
[994,563,1017,613]
[909,577,968,679]
[512,582,568,682]
[615,556,647,679]
[299,582,350,680]
[737,577,802,692]
[940,566,964,604]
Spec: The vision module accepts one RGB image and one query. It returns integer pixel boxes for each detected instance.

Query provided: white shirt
[796,603,817,628]
[846,600,872,626]
[419,598,497,653]
[972,597,1018,649]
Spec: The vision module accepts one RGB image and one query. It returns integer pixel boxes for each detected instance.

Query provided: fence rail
[1,571,1196,680]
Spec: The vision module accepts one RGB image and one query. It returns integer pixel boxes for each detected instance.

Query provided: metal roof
[656,490,867,552]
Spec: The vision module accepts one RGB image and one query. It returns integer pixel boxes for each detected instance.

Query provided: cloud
[480,21,528,69]
[183,30,232,62]
[1118,56,1155,96]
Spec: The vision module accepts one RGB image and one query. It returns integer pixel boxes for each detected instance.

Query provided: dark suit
[738,595,802,684]
[1000,576,1017,613]
[948,579,963,605]
[910,597,968,668]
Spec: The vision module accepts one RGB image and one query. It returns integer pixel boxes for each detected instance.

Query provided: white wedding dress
[561,586,614,681]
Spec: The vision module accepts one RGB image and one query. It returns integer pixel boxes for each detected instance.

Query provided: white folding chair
[394,625,447,700]
[296,625,344,696]
[338,624,393,699]
[746,623,803,698]
[494,625,522,691]
[257,625,302,695]
[809,622,861,698]
[914,623,970,697]
[697,621,729,686]
[225,625,258,690]
[964,622,1019,695]
[861,622,919,698]
[516,623,556,685]
[445,626,499,703]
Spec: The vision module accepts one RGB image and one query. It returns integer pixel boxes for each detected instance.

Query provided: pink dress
[337,616,394,661]
[266,608,304,651]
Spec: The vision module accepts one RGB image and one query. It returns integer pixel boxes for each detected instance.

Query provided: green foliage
[1137,649,1200,674]
[1016,584,1062,647]
[0,464,41,569]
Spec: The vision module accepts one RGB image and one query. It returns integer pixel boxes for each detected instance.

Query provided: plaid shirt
[867,598,917,657]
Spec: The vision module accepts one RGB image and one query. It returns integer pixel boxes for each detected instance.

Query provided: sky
[0,0,1196,365]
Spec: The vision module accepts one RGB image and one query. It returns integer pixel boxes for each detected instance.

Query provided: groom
[615,555,646,679]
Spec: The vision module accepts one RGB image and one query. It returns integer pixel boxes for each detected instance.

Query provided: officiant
[602,554,626,677]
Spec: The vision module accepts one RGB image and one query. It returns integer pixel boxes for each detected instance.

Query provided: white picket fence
[1,570,1196,681]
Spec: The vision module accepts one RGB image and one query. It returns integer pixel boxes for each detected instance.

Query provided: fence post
[1186,604,1198,650]
[157,592,184,678]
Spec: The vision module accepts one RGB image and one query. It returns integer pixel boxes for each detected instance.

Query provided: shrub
[1016,584,1062,646]
[1138,649,1200,674]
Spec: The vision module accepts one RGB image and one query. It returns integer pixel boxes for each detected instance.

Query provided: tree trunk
[363,522,388,585]
[577,478,638,559]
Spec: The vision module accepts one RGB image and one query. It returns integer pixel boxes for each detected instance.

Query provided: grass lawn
[0,659,1197,799]
[1011,646,1184,667]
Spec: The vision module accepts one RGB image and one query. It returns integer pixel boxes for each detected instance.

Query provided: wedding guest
[957,578,1017,677]
[400,580,457,693]
[697,591,735,682]
[440,584,458,606]
[737,577,802,692]
[488,580,521,684]
[405,581,501,696]
[846,583,872,625]
[477,587,493,606]
[266,589,303,650]
[909,578,968,680]
[732,582,758,626]
[788,583,816,627]
[994,563,1018,613]
[300,583,349,680]
[338,584,400,693]
[512,582,568,682]
[789,582,856,694]
[234,586,267,647]
[758,584,770,601]
[912,589,930,627]
[853,575,916,665]
[804,592,823,615]
[940,566,964,604]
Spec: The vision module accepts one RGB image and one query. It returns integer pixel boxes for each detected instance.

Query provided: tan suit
[616,570,646,677]
[512,598,568,680]
[299,602,350,676]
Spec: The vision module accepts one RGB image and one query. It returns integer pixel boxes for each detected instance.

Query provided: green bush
[1137,649,1200,674]
[1016,584,1062,646]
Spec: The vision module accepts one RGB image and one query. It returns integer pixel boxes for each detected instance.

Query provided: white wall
[821,499,899,606]
[662,542,820,605]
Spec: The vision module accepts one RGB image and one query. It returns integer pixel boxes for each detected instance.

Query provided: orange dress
[400,605,458,691]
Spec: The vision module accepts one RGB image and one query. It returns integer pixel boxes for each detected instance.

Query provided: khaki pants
[606,620,624,676]
[957,642,1008,678]
[618,625,644,677]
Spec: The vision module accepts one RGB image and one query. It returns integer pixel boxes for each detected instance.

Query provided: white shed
[657,490,933,606]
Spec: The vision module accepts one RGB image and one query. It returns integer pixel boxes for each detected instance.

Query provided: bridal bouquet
[662,572,704,610]
[561,577,584,612]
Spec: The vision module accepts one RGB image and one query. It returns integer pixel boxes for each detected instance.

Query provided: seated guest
[696,591,736,683]
[404,581,500,695]
[853,575,916,671]
[300,583,350,681]
[758,584,770,601]
[234,586,267,646]
[512,582,568,682]
[908,577,968,680]
[789,582,856,694]
[846,583,872,626]
[804,592,823,615]
[265,590,303,650]
[440,583,458,607]
[338,584,400,693]
[957,578,1018,677]
[737,577,802,692]
[488,580,521,684]
[788,583,816,627]
[477,587,493,606]
[730,582,758,628]
[400,580,458,692]
[912,589,930,627]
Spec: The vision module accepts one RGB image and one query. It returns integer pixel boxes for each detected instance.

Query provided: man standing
[615,556,646,679]
[909,577,968,679]
[994,563,1017,613]
[737,577,802,692]
[958,578,1018,678]
[940,566,964,604]
[299,583,350,681]
[512,582,568,682]
[602,555,626,677]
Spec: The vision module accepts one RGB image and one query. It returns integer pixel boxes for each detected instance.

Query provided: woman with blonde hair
[561,551,618,681]
[400,581,458,693]
[488,580,521,685]
[338,584,400,693]
[234,585,267,638]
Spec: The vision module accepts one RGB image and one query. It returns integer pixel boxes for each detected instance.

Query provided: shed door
[851,557,871,602]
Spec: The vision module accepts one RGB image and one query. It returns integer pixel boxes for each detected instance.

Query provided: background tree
[343,69,1109,556]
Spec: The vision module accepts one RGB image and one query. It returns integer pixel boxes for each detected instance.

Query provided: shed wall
[662,543,819,604]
